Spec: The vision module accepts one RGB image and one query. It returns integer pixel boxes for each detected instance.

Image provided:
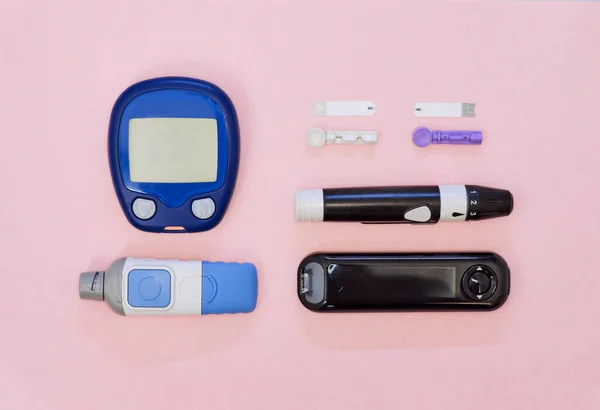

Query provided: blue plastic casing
[125,263,258,314]
[108,77,240,233]
[201,262,258,314]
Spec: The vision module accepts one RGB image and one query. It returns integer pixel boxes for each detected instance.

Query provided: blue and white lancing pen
[79,257,258,316]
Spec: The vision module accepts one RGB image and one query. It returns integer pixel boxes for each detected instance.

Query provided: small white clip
[313,101,376,116]
[306,127,377,148]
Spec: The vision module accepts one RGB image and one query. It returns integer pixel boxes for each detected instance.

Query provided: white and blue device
[79,257,258,316]
[108,77,240,233]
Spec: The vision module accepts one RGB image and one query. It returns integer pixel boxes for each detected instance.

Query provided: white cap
[306,128,327,148]
[295,189,324,222]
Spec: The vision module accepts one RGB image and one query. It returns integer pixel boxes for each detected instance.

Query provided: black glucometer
[297,252,510,312]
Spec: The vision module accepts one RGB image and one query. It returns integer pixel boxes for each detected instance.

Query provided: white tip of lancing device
[313,101,376,116]
[295,189,324,222]
[413,102,476,118]
[306,127,377,148]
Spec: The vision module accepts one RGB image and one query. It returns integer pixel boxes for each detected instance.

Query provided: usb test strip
[313,101,376,116]
[413,102,476,118]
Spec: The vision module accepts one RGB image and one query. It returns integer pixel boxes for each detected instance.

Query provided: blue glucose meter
[108,77,240,233]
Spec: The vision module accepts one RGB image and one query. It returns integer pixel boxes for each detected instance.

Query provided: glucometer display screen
[327,263,456,307]
[128,118,218,183]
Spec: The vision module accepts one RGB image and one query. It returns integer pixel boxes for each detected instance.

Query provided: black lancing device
[295,185,513,223]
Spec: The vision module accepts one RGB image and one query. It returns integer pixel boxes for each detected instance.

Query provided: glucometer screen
[327,263,456,307]
[128,118,218,183]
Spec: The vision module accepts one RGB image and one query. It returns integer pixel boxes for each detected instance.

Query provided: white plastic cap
[295,189,324,222]
[306,127,327,148]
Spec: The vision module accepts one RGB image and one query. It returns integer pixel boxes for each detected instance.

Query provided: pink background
[1,0,599,409]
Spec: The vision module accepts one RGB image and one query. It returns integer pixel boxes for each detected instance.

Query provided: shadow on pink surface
[296,308,510,350]
[74,307,257,364]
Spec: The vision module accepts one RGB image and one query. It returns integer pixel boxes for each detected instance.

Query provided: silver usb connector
[300,270,311,295]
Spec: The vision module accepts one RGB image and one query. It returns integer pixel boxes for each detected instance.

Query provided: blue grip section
[127,269,172,308]
[201,262,258,314]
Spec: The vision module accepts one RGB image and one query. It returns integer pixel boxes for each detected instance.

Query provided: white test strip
[313,101,376,116]
[413,102,476,118]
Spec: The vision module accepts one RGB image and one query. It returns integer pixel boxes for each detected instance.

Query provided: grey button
[192,198,216,220]
[404,205,432,222]
[132,198,156,220]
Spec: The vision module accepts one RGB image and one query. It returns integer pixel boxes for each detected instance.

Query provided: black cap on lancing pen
[464,185,513,221]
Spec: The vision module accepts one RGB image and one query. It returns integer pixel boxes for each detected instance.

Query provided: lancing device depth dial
[462,265,497,301]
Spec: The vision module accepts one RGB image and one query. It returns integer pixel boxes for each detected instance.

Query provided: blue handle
[201,262,258,314]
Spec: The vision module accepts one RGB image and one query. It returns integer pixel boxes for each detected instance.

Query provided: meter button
[132,198,156,220]
[462,265,498,301]
[468,271,492,295]
[192,198,216,220]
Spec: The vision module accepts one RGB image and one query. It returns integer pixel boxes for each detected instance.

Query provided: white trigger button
[132,198,156,220]
[192,198,216,220]
[404,206,432,222]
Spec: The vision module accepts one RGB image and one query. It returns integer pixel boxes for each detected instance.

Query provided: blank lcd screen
[368,266,456,299]
[329,264,457,306]
[129,118,218,183]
